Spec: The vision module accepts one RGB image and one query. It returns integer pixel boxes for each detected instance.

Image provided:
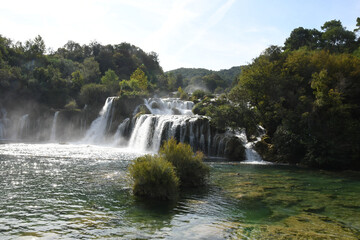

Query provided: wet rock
[150,101,160,109]
[171,108,181,115]
[224,136,245,161]
[254,136,276,162]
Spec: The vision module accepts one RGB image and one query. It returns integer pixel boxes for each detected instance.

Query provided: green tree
[354,17,360,33]
[101,69,119,94]
[202,73,226,92]
[79,83,110,106]
[101,69,119,85]
[284,27,322,50]
[130,67,148,91]
[70,70,84,96]
[57,40,84,62]
[167,73,177,91]
[24,35,46,59]
[81,57,101,84]
[31,65,69,108]
[321,20,356,52]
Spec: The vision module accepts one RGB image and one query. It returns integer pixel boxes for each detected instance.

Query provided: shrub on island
[129,138,210,200]
[129,155,179,200]
[159,138,210,187]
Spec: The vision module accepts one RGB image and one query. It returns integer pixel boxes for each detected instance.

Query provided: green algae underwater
[210,162,360,239]
[0,143,359,239]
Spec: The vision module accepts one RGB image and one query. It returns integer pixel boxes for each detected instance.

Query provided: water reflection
[0,143,359,239]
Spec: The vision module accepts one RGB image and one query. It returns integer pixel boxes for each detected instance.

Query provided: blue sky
[1,0,359,71]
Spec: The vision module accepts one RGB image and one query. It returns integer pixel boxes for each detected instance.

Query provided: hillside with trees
[194,18,360,170]
[166,66,242,93]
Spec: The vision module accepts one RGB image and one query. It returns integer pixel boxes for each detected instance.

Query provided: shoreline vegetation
[1,18,360,170]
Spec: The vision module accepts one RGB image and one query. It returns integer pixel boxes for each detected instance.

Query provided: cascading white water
[81,96,265,162]
[0,122,4,140]
[113,118,130,146]
[17,114,29,140]
[127,98,201,152]
[82,97,118,144]
[128,114,203,152]
[144,98,194,115]
[50,111,59,141]
[236,129,268,164]
[0,108,8,140]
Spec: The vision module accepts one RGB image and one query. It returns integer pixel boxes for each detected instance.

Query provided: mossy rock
[134,104,151,118]
[224,136,245,161]
[254,137,277,162]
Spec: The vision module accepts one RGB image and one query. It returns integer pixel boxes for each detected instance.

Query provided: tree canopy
[0,35,164,108]
[228,18,360,170]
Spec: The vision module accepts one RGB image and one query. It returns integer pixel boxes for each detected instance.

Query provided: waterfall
[0,121,4,140]
[0,96,265,162]
[244,142,264,163]
[50,111,59,141]
[0,108,8,140]
[113,118,130,146]
[77,96,265,161]
[127,112,211,153]
[17,114,30,140]
[236,130,268,164]
[126,98,201,152]
[145,98,194,115]
[82,97,118,144]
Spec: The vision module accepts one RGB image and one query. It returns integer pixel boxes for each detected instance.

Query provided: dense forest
[1,18,360,170]
[195,18,360,170]
[0,34,240,111]
[0,37,168,109]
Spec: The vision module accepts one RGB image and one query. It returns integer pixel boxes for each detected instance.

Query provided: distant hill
[166,66,242,85]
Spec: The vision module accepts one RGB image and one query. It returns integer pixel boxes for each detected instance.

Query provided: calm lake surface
[0,143,359,239]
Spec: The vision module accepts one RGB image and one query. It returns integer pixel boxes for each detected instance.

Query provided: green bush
[191,89,207,99]
[79,83,110,106]
[129,155,179,200]
[159,138,209,187]
[64,99,78,110]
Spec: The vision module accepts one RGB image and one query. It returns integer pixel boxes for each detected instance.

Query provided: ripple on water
[0,143,360,239]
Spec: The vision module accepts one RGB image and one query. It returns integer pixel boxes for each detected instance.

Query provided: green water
[0,144,359,239]
[211,163,360,239]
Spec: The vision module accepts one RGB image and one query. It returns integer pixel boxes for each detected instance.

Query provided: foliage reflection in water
[0,143,359,239]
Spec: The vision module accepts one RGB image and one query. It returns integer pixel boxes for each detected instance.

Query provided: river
[0,143,359,239]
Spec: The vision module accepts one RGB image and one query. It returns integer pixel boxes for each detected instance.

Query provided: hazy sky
[1,0,359,71]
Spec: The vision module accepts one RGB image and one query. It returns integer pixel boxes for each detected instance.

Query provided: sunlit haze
[1,0,359,71]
